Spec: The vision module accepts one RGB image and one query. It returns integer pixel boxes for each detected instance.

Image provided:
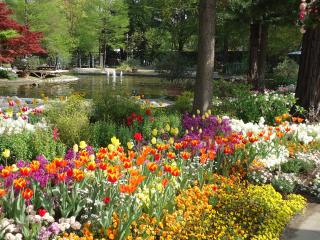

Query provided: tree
[0,2,44,63]
[193,0,216,113]
[295,0,320,120]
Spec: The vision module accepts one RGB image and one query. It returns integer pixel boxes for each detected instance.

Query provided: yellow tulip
[127,142,134,150]
[152,129,158,136]
[79,141,87,149]
[196,109,201,115]
[108,144,115,152]
[73,144,79,153]
[111,136,120,147]
[89,154,95,162]
[169,137,174,145]
[2,149,10,158]
[165,124,171,132]
[151,137,157,145]
[11,164,19,172]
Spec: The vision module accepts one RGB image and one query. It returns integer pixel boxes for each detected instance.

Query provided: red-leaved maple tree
[0,2,45,63]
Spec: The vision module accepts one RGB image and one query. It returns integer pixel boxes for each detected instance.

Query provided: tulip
[73,144,79,153]
[111,136,121,148]
[152,128,158,136]
[2,149,10,159]
[79,141,87,149]
[127,142,134,150]
[151,137,157,145]
[22,188,33,200]
[0,189,6,197]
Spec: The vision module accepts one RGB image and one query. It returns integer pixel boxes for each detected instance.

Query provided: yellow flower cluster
[129,176,306,240]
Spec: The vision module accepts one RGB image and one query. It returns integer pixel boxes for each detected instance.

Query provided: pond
[0,75,183,99]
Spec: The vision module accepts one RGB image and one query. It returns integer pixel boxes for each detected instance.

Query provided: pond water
[0,75,183,99]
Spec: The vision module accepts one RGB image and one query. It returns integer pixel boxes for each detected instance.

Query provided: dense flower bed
[0,110,316,239]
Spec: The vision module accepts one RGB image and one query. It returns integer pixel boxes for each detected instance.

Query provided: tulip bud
[73,144,79,153]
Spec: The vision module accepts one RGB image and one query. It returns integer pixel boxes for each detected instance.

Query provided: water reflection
[0,75,181,99]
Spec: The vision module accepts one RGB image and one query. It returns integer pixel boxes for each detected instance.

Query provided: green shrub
[281,158,316,174]
[271,175,296,194]
[155,52,193,80]
[0,69,17,80]
[90,121,117,147]
[173,91,193,113]
[233,92,296,124]
[212,80,251,98]
[142,111,181,140]
[93,92,142,123]
[117,125,134,144]
[267,57,299,89]
[0,132,32,164]
[44,95,91,147]
[30,129,66,159]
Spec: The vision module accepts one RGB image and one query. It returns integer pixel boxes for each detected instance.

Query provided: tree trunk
[193,0,216,113]
[295,26,320,121]
[248,21,268,91]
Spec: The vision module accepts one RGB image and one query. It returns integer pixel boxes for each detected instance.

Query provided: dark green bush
[155,52,193,80]
[267,57,298,89]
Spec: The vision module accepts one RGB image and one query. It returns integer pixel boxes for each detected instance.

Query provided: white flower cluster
[0,218,22,240]
[58,217,81,231]
[0,117,47,135]
[290,123,320,144]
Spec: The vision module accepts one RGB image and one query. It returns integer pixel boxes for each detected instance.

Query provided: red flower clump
[134,132,143,142]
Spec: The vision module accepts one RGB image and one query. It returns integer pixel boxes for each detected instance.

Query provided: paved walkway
[282,203,320,239]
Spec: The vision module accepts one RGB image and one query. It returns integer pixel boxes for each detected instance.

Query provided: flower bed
[1,110,317,239]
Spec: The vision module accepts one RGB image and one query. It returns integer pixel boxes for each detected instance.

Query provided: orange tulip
[57,172,67,181]
[30,160,40,171]
[73,169,85,181]
[13,177,27,189]
[87,162,96,171]
[107,173,118,183]
[20,167,31,177]
[167,152,176,159]
[147,162,158,172]
[123,161,132,169]
[1,168,11,178]
[0,188,6,197]
[180,151,191,160]
[22,188,33,200]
